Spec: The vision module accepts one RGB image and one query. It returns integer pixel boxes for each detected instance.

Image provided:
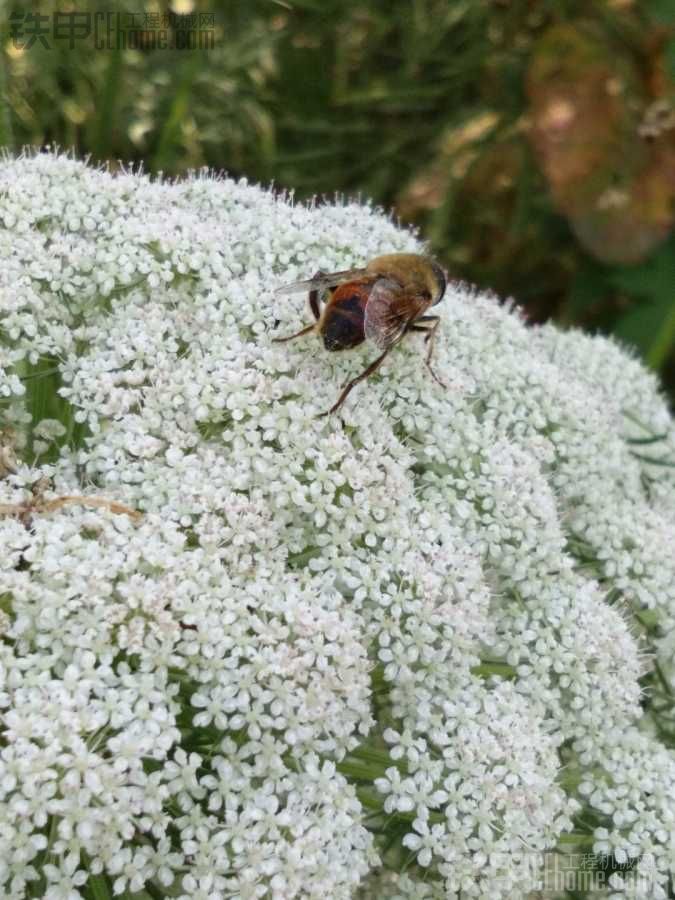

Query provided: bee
[273,253,447,415]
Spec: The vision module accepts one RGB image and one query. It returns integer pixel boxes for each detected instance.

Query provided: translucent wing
[364,279,433,349]
[275,267,368,296]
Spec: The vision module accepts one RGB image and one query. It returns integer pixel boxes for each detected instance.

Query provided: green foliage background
[1,0,674,399]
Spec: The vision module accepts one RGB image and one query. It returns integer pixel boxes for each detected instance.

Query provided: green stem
[152,56,200,172]
[91,46,122,161]
[647,298,675,370]
[348,745,397,768]
[0,43,13,149]
[337,760,386,782]
[655,661,672,693]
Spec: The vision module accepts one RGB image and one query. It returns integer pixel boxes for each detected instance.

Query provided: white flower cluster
[1,152,675,899]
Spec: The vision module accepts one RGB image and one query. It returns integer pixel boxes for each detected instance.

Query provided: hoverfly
[273,253,447,415]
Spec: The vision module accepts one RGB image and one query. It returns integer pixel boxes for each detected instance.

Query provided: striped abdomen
[319,282,371,351]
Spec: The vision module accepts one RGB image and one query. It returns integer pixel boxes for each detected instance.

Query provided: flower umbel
[0,152,674,898]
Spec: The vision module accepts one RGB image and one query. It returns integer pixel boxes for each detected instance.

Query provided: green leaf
[648,0,675,26]
[610,239,675,371]
[560,259,610,325]
[666,37,675,83]
[86,875,113,900]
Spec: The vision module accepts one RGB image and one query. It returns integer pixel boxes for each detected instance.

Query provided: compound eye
[430,261,447,304]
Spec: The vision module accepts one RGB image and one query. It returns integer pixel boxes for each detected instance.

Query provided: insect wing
[275,267,368,296]
[363,279,432,349]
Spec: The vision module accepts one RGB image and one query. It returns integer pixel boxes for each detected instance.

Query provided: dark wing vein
[364,279,432,349]
[275,267,368,296]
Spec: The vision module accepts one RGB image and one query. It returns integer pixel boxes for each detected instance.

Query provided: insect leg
[272,322,316,343]
[319,348,391,417]
[275,271,327,341]
[409,316,445,387]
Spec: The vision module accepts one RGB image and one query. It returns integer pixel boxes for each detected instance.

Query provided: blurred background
[1,0,674,401]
